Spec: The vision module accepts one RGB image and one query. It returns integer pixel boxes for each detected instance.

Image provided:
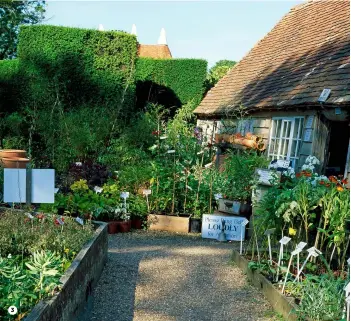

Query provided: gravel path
[90,231,276,321]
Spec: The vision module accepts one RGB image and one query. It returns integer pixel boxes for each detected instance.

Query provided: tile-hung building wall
[196,110,328,172]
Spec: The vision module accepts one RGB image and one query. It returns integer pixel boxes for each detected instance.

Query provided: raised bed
[25,221,108,321]
[148,214,189,233]
[231,250,298,321]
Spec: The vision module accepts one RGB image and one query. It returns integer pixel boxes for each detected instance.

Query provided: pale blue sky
[44,1,303,67]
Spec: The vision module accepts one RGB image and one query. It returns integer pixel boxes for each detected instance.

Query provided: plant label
[307,246,321,257]
[197,150,204,155]
[348,258,350,265]
[279,236,291,245]
[296,242,307,250]
[75,217,84,225]
[204,163,212,168]
[54,188,59,194]
[160,136,168,140]
[56,217,64,225]
[241,218,249,226]
[25,213,34,219]
[186,185,193,191]
[167,150,175,154]
[345,282,350,296]
[120,192,129,199]
[142,189,152,195]
[264,228,276,236]
[292,248,302,256]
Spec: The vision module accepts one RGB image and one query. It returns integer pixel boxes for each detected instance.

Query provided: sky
[43,1,303,68]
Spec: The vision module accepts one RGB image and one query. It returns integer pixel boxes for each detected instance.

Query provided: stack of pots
[0,149,30,169]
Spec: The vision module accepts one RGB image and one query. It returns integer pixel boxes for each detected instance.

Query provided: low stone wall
[231,250,298,321]
[25,221,108,321]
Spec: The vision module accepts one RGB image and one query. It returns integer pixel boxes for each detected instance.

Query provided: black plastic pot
[189,218,202,233]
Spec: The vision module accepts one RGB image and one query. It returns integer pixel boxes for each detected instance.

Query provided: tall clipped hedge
[0,59,22,114]
[135,58,207,106]
[17,25,138,110]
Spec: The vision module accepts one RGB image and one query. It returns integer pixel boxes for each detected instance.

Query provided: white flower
[160,136,168,140]
[7,254,12,259]
[282,167,295,178]
[75,162,82,166]
[94,186,103,194]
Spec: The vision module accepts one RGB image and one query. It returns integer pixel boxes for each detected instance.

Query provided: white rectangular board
[4,169,55,203]
[202,214,247,241]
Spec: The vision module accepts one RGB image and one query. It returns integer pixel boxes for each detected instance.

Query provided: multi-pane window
[268,117,304,168]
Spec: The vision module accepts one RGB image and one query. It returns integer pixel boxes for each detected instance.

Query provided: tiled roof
[194,0,350,116]
[138,44,172,59]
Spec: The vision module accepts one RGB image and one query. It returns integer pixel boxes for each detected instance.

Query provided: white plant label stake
[240,218,249,255]
[276,236,291,282]
[25,212,34,219]
[143,189,152,212]
[120,192,129,210]
[282,248,302,293]
[75,217,84,226]
[294,247,322,282]
[264,228,276,264]
[295,241,307,276]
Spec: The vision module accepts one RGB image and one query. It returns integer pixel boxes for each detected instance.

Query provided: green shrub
[18,25,138,110]
[136,58,207,107]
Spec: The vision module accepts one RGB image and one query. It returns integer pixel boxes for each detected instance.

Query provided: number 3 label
[8,306,18,315]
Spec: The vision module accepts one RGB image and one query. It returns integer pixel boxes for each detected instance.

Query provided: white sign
[202,214,247,241]
[75,217,84,225]
[292,248,303,255]
[120,192,129,199]
[264,228,276,236]
[4,169,55,203]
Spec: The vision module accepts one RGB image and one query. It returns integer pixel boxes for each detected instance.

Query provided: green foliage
[136,58,207,105]
[0,0,45,60]
[18,24,137,109]
[215,151,268,202]
[205,59,236,91]
[286,275,347,320]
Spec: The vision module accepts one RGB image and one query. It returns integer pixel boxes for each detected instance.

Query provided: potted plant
[129,194,148,229]
[215,151,268,217]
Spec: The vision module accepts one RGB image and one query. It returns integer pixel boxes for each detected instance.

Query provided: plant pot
[189,217,202,233]
[0,149,27,158]
[1,157,30,169]
[117,220,131,233]
[131,218,143,229]
[107,221,118,234]
[218,198,241,214]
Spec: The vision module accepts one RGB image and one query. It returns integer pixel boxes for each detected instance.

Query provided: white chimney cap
[158,28,167,45]
[131,24,137,36]
[98,24,104,31]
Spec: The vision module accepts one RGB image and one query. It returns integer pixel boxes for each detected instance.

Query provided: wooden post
[26,164,32,206]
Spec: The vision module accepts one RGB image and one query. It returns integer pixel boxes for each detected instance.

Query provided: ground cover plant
[0,209,94,319]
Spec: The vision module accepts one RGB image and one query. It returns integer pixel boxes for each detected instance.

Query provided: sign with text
[202,214,247,241]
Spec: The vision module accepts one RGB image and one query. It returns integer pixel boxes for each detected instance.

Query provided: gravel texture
[90,231,277,321]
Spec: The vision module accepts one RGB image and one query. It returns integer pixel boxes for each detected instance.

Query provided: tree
[205,59,236,92]
[0,0,46,60]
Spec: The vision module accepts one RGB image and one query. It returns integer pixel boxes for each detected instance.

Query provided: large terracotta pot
[1,157,30,169]
[0,149,26,158]
[117,220,131,233]
[107,221,118,234]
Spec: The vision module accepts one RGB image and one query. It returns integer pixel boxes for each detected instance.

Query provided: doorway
[325,121,350,177]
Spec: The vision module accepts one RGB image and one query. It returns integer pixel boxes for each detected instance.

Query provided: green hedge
[135,58,207,106]
[0,59,22,114]
[17,25,138,110]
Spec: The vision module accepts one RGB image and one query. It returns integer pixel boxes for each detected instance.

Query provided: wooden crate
[148,214,189,233]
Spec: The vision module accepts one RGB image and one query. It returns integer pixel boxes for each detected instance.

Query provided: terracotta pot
[0,149,26,158]
[107,221,118,234]
[131,218,143,229]
[117,220,131,233]
[245,132,260,142]
[1,157,30,169]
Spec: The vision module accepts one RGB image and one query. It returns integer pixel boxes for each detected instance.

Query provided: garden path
[90,231,277,321]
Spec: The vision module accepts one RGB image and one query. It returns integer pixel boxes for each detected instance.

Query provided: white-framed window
[268,117,304,168]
